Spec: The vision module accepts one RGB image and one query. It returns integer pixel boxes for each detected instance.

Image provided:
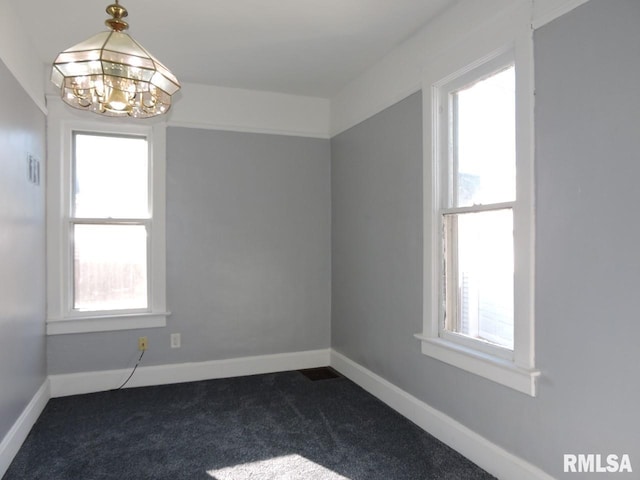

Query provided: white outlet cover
[170,333,181,348]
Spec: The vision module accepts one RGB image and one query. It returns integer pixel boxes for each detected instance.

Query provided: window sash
[65,129,153,318]
[438,58,517,356]
[71,131,151,220]
[441,201,515,216]
[67,130,153,318]
[441,207,515,358]
[68,219,152,316]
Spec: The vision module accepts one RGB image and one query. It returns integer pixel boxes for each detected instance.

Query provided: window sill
[414,334,540,397]
[47,311,170,335]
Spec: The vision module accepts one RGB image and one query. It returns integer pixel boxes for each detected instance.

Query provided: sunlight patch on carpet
[207,454,351,479]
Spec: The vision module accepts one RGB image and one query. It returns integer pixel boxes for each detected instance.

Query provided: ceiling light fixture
[51,0,180,118]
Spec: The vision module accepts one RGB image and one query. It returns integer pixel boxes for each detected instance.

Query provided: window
[417,17,539,396]
[442,63,516,357]
[47,107,168,334]
[72,133,150,312]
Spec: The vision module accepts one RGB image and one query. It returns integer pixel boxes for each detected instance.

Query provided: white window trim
[46,97,169,335]
[416,5,539,396]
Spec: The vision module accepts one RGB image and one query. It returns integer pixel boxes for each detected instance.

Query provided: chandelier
[51,1,180,118]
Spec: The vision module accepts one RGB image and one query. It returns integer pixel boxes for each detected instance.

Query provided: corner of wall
[0,379,50,479]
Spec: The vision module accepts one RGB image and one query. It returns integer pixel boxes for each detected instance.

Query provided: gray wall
[47,128,331,373]
[534,0,640,473]
[331,92,423,380]
[0,60,47,439]
[331,1,640,477]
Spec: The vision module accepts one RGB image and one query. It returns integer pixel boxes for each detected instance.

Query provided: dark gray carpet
[4,370,495,479]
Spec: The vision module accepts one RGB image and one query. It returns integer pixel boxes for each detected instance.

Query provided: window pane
[445,209,513,349]
[74,224,148,311]
[454,65,515,207]
[73,133,149,218]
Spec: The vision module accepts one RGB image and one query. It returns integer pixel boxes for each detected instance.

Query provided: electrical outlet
[138,336,148,351]
[170,333,181,349]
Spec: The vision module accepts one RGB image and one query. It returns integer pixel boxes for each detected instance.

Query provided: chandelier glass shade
[51,1,180,118]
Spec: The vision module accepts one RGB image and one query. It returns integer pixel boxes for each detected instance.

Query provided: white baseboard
[0,379,51,478]
[330,350,554,480]
[49,348,331,398]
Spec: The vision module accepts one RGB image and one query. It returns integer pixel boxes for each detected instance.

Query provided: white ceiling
[9,0,457,98]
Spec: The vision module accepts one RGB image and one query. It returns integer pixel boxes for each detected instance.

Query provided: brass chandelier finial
[105,0,129,32]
